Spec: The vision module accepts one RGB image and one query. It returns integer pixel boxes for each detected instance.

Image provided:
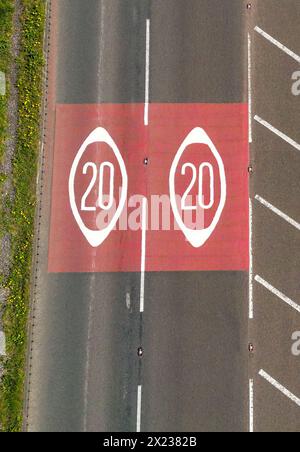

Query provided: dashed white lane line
[259,370,300,407]
[140,197,147,313]
[255,275,300,314]
[249,199,254,320]
[249,379,254,433]
[136,385,142,432]
[126,292,131,310]
[248,33,252,144]
[144,19,150,126]
[254,26,300,64]
[255,195,300,231]
[254,115,300,152]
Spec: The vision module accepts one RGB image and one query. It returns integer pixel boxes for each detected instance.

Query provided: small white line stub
[249,379,254,433]
[136,385,142,432]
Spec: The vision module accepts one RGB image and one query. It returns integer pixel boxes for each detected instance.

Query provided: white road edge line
[259,370,300,407]
[249,379,254,433]
[255,195,300,231]
[249,199,254,319]
[254,115,300,152]
[248,33,252,144]
[255,275,300,314]
[140,197,147,313]
[144,19,150,126]
[254,26,300,64]
[136,385,142,432]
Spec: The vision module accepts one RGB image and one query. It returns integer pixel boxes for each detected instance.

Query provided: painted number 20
[81,162,114,211]
[181,162,214,211]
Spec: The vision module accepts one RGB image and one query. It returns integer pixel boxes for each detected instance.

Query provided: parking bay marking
[254,116,300,153]
[255,275,300,314]
[259,370,300,408]
[255,195,300,231]
[254,26,300,64]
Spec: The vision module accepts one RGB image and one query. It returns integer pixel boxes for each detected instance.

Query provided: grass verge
[0,0,45,432]
[0,0,14,167]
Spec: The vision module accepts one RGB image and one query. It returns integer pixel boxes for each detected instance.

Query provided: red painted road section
[48,104,249,273]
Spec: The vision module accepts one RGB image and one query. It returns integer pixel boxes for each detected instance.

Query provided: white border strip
[249,199,254,319]
[255,195,300,231]
[140,197,147,313]
[136,385,142,432]
[255,275,300,314]
[249,379,254,433]
[254,26,300,63]
[259,370,300,407]
[248,34,252,144]
[144,19,150,126]
[254,116,300,152]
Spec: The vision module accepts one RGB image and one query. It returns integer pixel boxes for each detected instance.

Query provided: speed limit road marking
[169,127,227,248]
[69,127,128,248]
[48,103,249,273]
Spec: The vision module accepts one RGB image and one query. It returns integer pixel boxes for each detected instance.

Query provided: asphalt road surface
[24,0,300,432]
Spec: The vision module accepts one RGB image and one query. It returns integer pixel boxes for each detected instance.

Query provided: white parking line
[254,115,300,152]
[249,199,254,320]
[248,34,252,144]
[255,195,300,231]
[144,19,150,126]
[259,370,300,407]
[249,379,254,433]
[254,26,300,64]
[255,275,300,314]
[136,385,142,432]
[140,197,147,313]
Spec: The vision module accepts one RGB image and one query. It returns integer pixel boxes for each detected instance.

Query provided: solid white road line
[254,115,300,152]
[248,33,252,144]
[249,199,254,320]
[136,385,142,432]
[140,197,147,313]
[254,26,300,64]
[255,275,300,314]
[249,379,254,433]
[144,19,150,126]
[255,195,300,231]
[259,370,300,407]
[83,270,97,432]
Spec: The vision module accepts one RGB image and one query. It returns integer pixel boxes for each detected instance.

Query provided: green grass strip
[0,0,45,432]
[0,0,14,167]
